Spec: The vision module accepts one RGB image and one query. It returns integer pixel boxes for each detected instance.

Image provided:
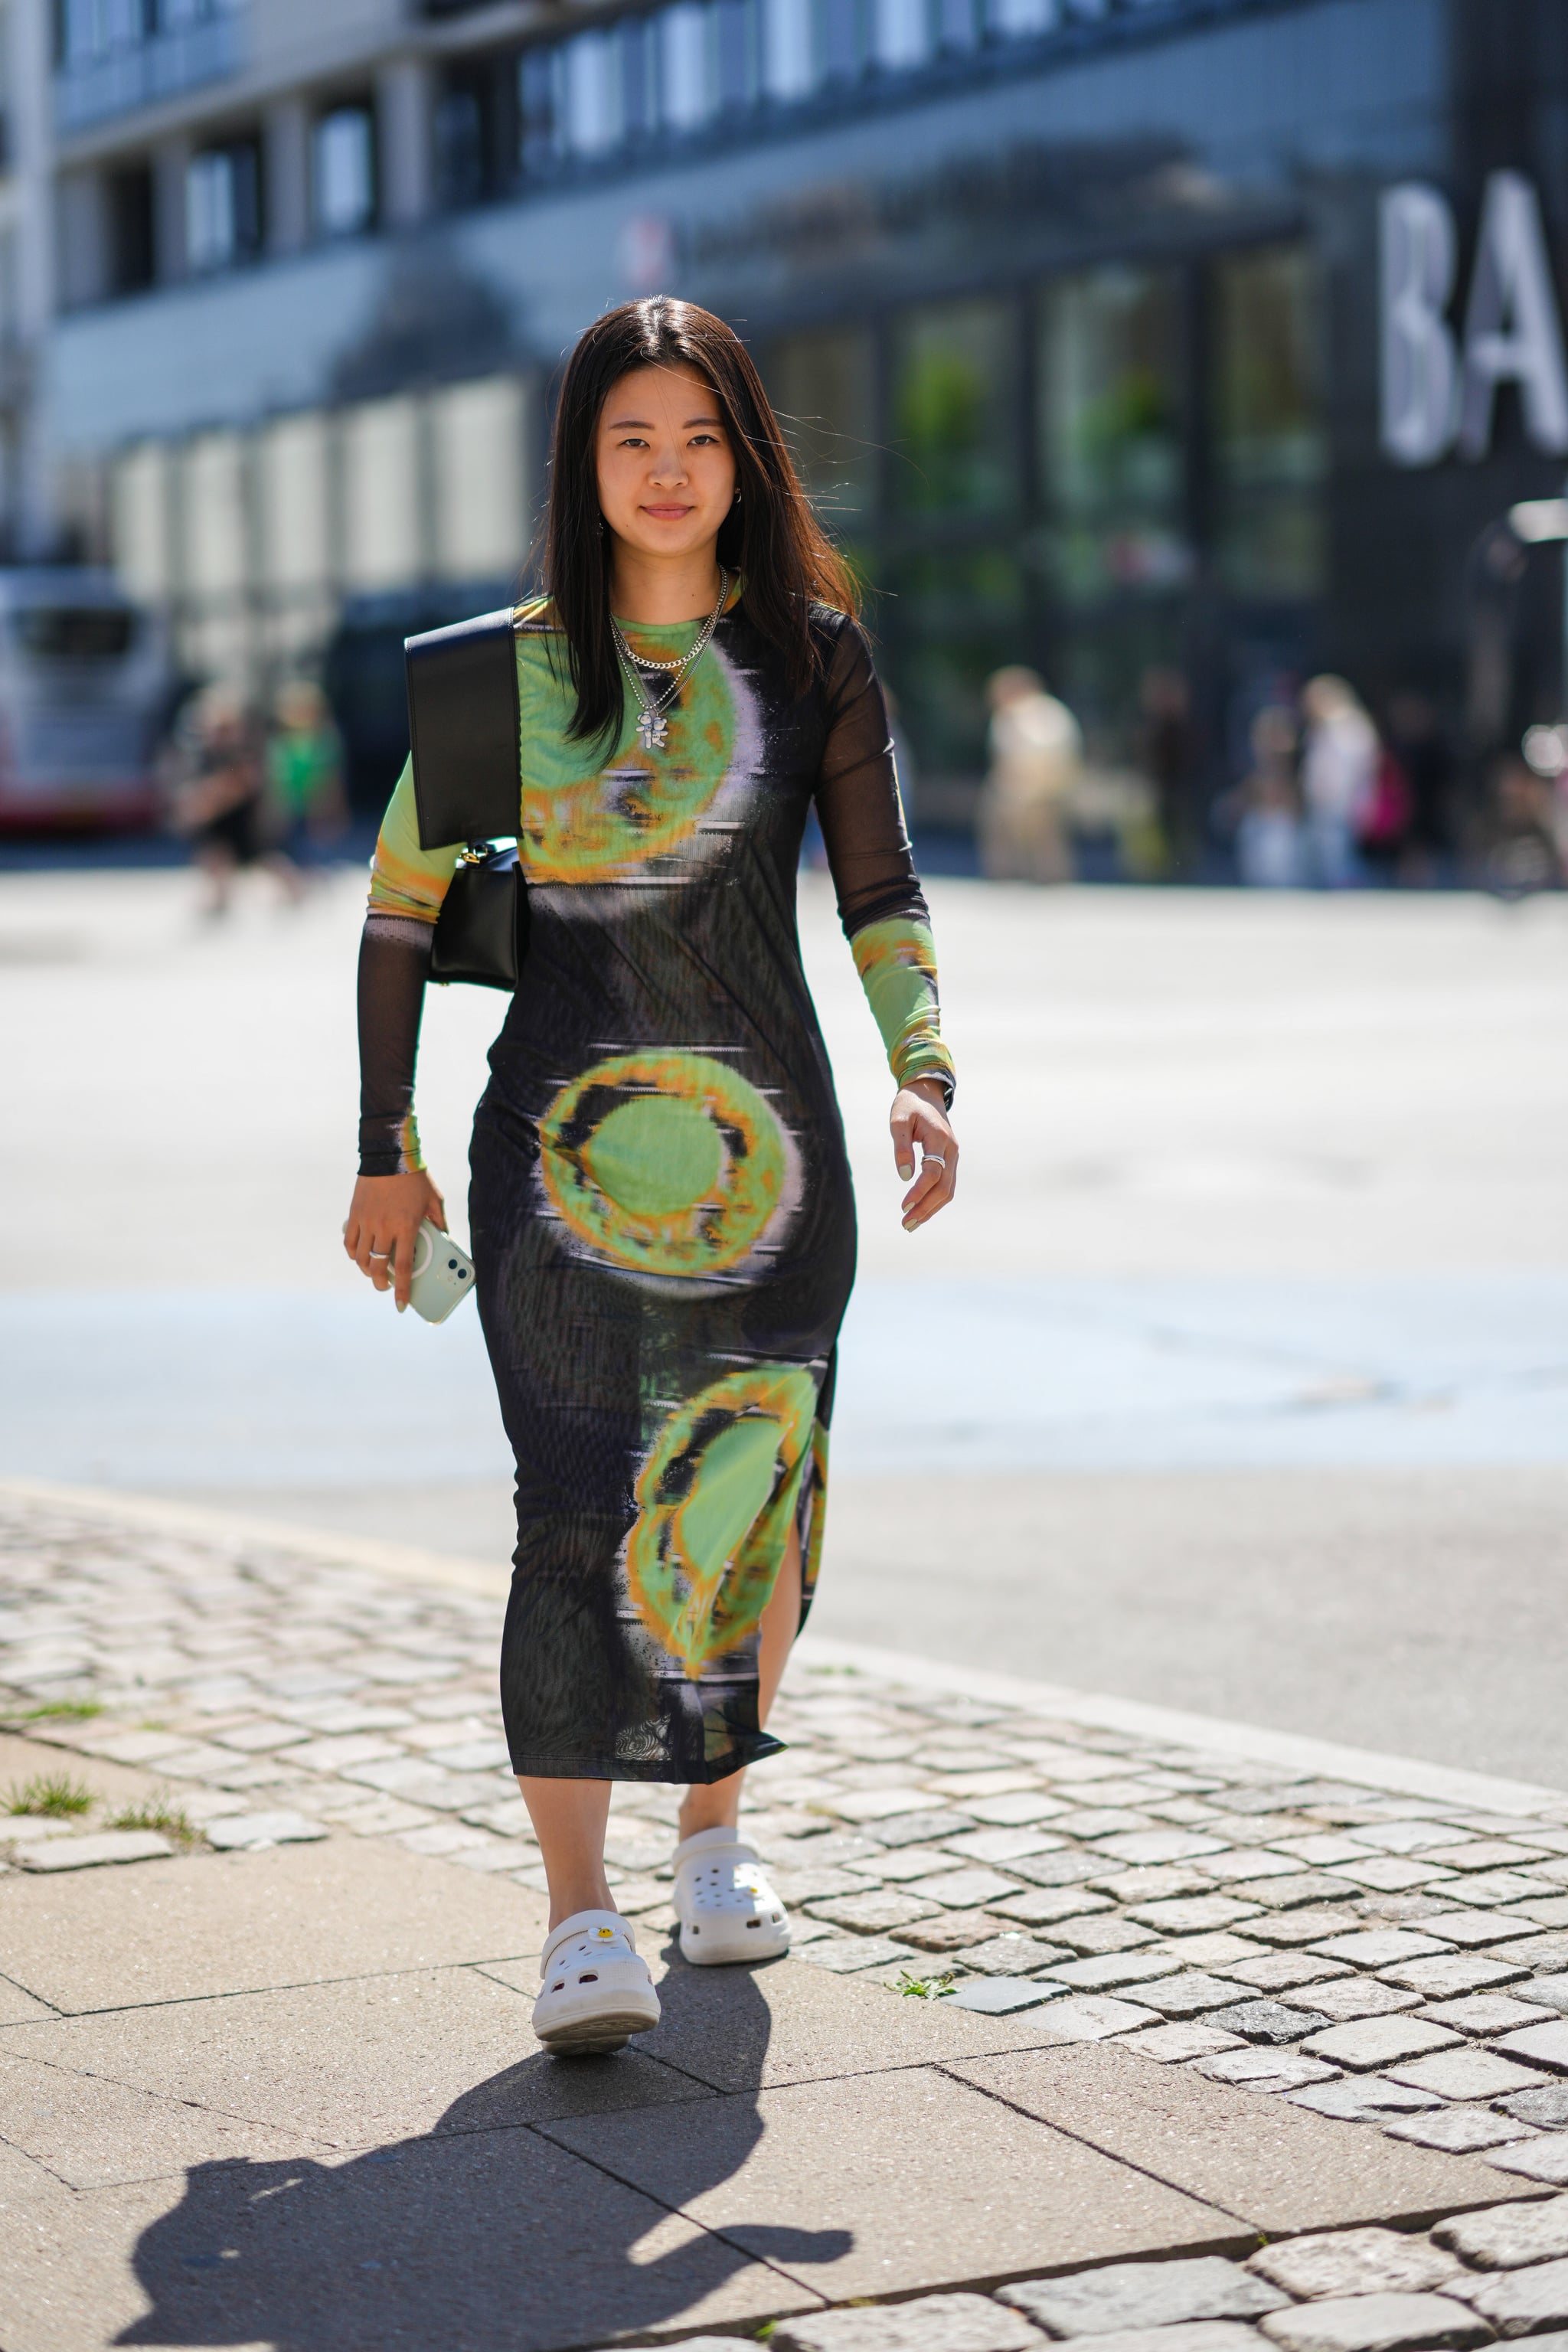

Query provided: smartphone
[403,1220,477,1324]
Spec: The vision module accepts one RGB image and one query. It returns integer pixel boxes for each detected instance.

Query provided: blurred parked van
[0,570,172,833]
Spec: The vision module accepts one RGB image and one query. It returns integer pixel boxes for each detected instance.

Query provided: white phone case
[404,1220,476,1324]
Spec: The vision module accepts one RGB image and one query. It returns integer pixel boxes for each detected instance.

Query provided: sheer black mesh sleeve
[812,614,931,940]
[357,913,433,1175]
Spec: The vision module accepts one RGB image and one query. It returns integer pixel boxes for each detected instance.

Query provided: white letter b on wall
[1380,183,1459,466]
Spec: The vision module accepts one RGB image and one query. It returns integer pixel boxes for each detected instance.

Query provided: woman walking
[345,299,958,2055]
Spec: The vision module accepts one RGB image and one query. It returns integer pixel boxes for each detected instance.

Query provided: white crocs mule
[532,1909,661,2055]
[672,1826,791,1965]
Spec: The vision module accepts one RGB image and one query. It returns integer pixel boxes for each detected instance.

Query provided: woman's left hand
[891,1077,958,1231]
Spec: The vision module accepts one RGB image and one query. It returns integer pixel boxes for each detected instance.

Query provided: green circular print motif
[627,1364,818,1677]
[539,1050,787,1276]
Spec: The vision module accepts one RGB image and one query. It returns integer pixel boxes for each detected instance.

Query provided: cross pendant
[638,710,668,752]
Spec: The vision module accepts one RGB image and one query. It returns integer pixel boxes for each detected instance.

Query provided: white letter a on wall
[1460,171,1568,459]
[1380,184,1459,466]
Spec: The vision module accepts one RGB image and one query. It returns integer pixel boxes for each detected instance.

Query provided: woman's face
[596,362,737,568]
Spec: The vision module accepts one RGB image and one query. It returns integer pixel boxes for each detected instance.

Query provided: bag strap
[404,607,522,851]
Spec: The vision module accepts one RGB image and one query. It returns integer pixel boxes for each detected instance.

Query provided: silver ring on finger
[921,1153,947,1171]
[368,1250,390,1261]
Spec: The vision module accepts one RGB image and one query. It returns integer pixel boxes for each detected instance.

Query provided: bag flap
[404,608,521,850]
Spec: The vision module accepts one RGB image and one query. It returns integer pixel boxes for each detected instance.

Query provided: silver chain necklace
[611,568,728,753]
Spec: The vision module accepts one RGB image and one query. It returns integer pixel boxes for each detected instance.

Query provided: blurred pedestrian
[1233,704,1306,887]
[269,678,348,857]
[1482,753,1562,898]
[1384,691,1455,885]
[1138,665,1202,880]
[1300,675,1377,889]
[978,665,1080,883]
[170,682,302,916]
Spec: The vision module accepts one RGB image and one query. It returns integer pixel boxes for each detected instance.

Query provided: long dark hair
[541,297,859,745]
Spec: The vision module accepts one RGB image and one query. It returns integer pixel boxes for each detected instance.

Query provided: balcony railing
[56,10,247,137]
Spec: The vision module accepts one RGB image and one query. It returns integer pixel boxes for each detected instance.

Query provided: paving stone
[1227,1954,1354,1992]
[1244,1907,1366,1944]
[999,2252,1286,2335]
[941,1828,1067,1865]
[950,1935,1071,1978]
[1119,1972,1252,2019]
[853,1846,956,1883]
[1259,2294,1488,2352]
[1198,1847,1305,1883]
[1119,2021,1245,2063]
[1053,1808,1157,1839]
[1196,2050,1340,2092]
[773,2294,1045,2352]
[1487,2138,1568,2184]
[1383,2106,1537,2152]
[901,1909,1013,1953]
[1148,1934,1270,1971]
[203,1809,328,1850]
[1413,1908,1528,1946]
[1312,1929,1449,1965]
[1455,1870,1564,1906]
[1237,1876,1361,1911]
[828,1786,940,1822]
[1499,2020,1568,2073]
[1016,1994,1158,2040]
[1451,2254,1568,2336]
[1051,1916,1159,1955]
[901,1867,1023,1911]
[1289,2079,1446,2121]
[1125,1896,1262,1934]
[1387,2046,1553,2099]
[1298,2016,1461,2069]
[964,1792,1073,1828]
[1208,2000,1330,2044]
[1007,1853,1112,1889]
[1282,1979,1420,2023]
[769,1866,884,1905]
[943,1977,1062,2016]
[1090,1831,1230,1867]
[804,1890,942,1934]
[1517,1972,1568,2014]
[1249,2224,1463,2299]
[1380,1953,1527,1997]
[1495,2081,1568,2125]
[1491,1932,1568,1969]
[866,1810,977,1846]
[1436,2194,1568,2265]
[1096,1871,1224,1908]
[1420,1994,1550,2036]
[14,1829,173,1870]
[994,1886,1116,1928]
[1051,1953,1184,1992]
[1512,1898,1568,1929]
[792,1936,917,1974]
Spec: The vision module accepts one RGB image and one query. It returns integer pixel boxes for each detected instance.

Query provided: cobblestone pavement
[8,1485,1568,2349]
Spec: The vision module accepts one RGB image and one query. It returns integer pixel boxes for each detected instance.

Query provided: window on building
[515,47,560,178]
[660,4,718,131]
[313,104,375,237]
[716,0,758,108]
[986,0,1053,32]
[761,0,816,99]
[438,57,517,204]
[877,545,1027,802]
[890,297,1018,515]
[1039,265,1187,605]
[563,29,624,157]
[762,327,877,521]
[874,0,932,71]
[185,139,262,274]
[109,162,155,294]
[1211,243,1327,600]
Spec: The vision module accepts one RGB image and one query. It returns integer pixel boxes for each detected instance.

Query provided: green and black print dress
[358,585,955,1782]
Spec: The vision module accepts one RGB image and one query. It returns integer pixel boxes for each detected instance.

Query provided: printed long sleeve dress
[358,585,955,1784]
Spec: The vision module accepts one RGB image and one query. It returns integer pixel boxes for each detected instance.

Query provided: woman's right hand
[344,1171,448,1312]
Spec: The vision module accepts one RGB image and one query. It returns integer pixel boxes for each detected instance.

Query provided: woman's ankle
[545,1876,616,1932]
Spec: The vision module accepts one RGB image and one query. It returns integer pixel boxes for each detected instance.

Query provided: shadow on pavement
[118,1955,848,2351]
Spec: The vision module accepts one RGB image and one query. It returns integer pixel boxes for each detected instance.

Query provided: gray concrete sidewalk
[6,1485,1568,2352]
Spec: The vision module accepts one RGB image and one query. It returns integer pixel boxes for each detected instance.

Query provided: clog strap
[541,1907,637,1975]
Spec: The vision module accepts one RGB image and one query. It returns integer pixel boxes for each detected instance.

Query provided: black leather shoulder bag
[405,606,529,991]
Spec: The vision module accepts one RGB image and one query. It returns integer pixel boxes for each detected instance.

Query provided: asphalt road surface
[6,864,1566,1785]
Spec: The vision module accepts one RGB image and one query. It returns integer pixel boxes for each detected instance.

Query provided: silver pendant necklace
[612,568,729,753]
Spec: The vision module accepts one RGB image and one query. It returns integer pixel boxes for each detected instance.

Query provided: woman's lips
[642,505,695,519]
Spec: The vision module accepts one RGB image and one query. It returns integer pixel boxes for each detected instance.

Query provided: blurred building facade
[33,0,1568,816]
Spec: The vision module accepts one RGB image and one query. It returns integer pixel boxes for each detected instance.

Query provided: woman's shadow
[118,1949,852,2351]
